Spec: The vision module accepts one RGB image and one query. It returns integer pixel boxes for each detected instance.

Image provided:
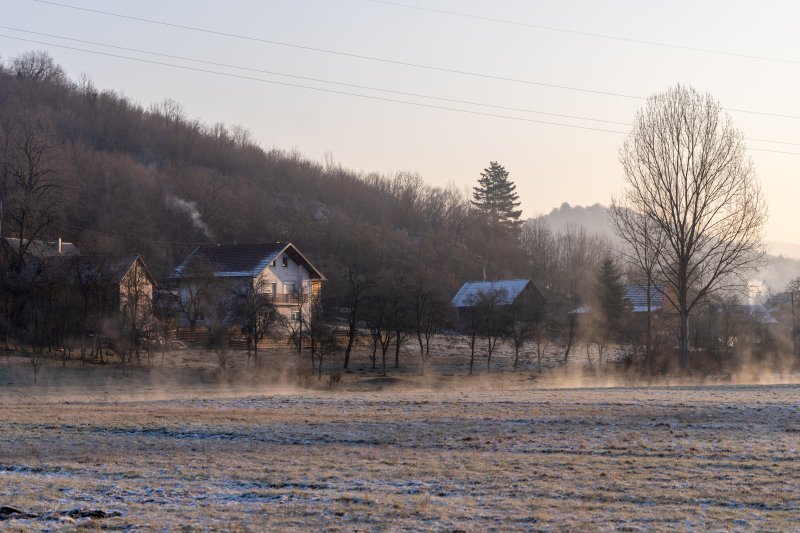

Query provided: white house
[168,242,325,323]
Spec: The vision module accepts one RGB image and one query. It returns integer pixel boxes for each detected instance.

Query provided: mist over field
[1,0,800,527]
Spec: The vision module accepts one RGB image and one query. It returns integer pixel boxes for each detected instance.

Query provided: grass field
[1,348,799,530]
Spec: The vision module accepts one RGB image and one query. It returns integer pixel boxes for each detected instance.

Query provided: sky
[2,0,799,242]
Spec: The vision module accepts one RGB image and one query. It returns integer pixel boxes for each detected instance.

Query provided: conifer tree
[472,161,522,231]
[594,256,628,334]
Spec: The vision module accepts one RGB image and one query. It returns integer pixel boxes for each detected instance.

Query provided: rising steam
[165,193,214,241]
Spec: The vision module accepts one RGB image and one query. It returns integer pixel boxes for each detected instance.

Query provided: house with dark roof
[167,242,325,324]
[20,254,158,351]
[450,279,544,323]
[0,236,80,271]
[26,254,157,315]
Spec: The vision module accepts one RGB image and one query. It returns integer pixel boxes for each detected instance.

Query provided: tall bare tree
[0,120,60,271]
[611,209,666,372]
[613,85,767,371]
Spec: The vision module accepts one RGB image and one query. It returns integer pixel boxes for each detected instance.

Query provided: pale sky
[2,0,799,242]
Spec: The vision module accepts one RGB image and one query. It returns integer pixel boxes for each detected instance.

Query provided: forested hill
[0,52,526,295]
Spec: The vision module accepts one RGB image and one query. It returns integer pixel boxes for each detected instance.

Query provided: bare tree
[611,209,666,372]
[0,120,60,271]
[561,313,577,366]
[233,277,286,367]
[530,316,551,373]
[473,288,507,373]
[118,258,155,365]
[341,266,369,369]
[204,282,235,369]
[507,298,531,372]
[411,285,444,374]
[167,256,216,334]
[9,51,67,85]
[303,296,341,379]
[365,283,394,376]
[613,85,767,371]
[787,278,800,360]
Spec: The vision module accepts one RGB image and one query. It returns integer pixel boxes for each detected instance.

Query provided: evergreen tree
[594,256,629,334]
[472,162,523,231]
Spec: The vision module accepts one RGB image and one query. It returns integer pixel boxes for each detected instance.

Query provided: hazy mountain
[534,202,616,239]
[532,202,800,294]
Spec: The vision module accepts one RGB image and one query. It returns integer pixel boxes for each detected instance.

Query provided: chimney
[57,237,62,255]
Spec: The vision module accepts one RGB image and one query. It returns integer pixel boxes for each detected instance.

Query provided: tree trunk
[679,310,689,372]
[343,311,356,369]
[469,344,475,375]
[394,334,401,369]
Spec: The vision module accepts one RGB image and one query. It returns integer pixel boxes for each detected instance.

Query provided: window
[282,256,288,267]
[292,311,301,321]
[271,283,277,295]
[285,283,296,295]
[271,259,276,267]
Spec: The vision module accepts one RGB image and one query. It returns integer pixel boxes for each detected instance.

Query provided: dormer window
[272,260,276,267]
[282,256,288,267]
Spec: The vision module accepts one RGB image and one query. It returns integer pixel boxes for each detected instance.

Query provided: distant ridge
[531,202,800,293]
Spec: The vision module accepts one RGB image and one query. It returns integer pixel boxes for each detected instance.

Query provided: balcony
[264,292,309,305]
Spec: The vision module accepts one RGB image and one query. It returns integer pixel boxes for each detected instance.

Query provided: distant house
[0,237,80,270]
[450,279,544,322]
[26,254,157,316]
[166,242,325,324]
[569,285,678,315]
[624,285,666,314]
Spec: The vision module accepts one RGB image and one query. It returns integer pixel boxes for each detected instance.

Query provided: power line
[29,0,800,121]
[1,35,798,156]
[369,0,800,66]
[0,25,630,126]
[3,28,799,149]
[63,224,208,247]
[0,33,632,135]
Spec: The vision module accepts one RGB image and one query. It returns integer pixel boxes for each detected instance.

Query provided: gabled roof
[113,255,157,286]
[624,285,665,313]
[25,254,156,286]
[170,242,325,280]
[451,279,530,307]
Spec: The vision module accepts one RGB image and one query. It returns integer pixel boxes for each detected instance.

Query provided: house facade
[167,242,325,326]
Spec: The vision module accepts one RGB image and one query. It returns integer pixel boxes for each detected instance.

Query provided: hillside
[0,52,526,297]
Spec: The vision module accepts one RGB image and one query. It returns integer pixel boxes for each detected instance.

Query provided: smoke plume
[166,193,214,240]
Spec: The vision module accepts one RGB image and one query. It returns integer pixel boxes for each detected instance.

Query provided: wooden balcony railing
[265,292,309,305]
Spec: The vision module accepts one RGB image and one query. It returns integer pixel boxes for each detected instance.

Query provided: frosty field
[1,363,800,530]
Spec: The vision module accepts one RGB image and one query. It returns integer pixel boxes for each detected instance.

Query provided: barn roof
[171,242,324,280]
[624,285,665,313]
[451,279,531,307]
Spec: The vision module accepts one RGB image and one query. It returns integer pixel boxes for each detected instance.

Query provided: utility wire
[3,27,799,149]
[64,224,208,247]
[0,34,797,155]
[369,0,800,66]
[0,33,632,135]
[29,0,800,121]
[0,25,630,126]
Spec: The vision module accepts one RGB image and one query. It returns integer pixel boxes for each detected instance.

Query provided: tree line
[0,52,791,377]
